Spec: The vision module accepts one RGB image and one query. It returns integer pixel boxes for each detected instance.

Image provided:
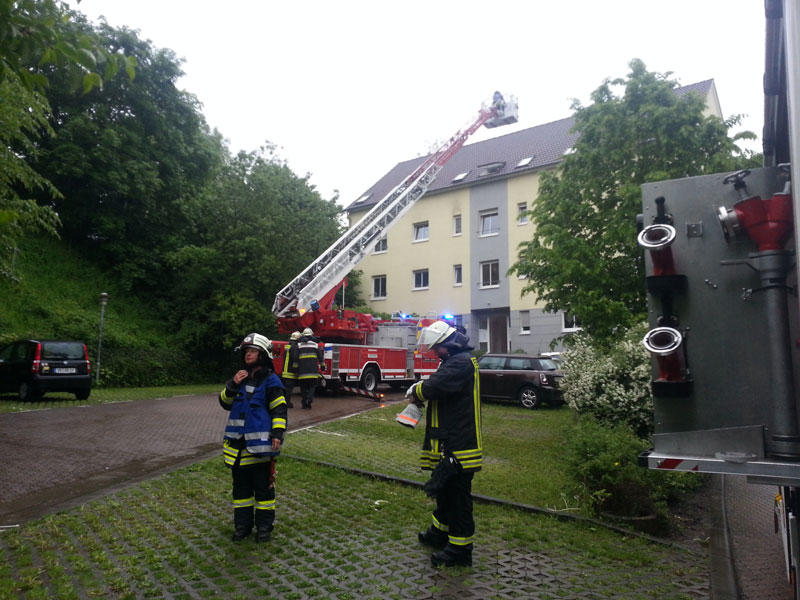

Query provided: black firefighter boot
[254,509,274,543]
[431,543,473,567]
[231,506,254,541]
[418,525,448,547]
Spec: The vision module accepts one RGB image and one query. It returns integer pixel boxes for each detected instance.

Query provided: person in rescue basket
[281,331,301,408]
[219,333,288,542]
[297,327,324,409]
[402,320,482,567]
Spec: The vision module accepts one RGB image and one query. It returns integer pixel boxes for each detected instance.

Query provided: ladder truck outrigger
[270,93,518,398]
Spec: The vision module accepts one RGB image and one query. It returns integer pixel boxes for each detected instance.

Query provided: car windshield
[538,358,559,371]
[41,342,85,360]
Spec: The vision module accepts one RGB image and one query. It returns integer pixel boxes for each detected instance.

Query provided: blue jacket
[219,371,287,467]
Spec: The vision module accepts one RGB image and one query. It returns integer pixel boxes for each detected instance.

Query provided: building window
[480,260,499,288]
[453,264,462,286]
[372,275,386,299]
[517,202,528,225]
[477,161,505,177]
[413,269,429,290]
[453,214,462,236]
[563,312,581,332]
[480,210,499,237]
[452,171,469,183]
[413,221,429,242]
[515,156,534,168]
[520,310,530,334]
[374,238,387,253]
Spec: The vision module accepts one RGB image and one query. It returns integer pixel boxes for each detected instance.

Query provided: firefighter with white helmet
[219,333,288,542]
[401,320,481,567]
[281,331,302,408]
[297,327,324,409]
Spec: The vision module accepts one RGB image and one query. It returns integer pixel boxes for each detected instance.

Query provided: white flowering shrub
[561,322,654,438]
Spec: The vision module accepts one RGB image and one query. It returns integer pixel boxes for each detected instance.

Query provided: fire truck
[637,2,800,595]
[269,94,519,398]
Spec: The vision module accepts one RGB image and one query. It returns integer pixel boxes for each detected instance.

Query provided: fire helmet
[302,327,314,337]
[417,321,457,353]
[290,331,301,341]
[239,333,273,359]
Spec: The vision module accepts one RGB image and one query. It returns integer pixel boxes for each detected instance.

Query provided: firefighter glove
[423,451,462,498]
[405,381,422,400]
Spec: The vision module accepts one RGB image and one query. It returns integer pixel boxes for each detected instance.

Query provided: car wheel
[360,366,380,393]
[18,383,40,402]
[75,389,91,401]
[518,385,540,410]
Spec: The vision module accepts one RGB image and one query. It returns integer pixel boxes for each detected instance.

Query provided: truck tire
[18,383,41,402]
[518,385,540,410]
[360,366,380,393]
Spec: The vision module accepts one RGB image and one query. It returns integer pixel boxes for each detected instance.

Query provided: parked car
[0,339,92,401]
[477,353,563,409]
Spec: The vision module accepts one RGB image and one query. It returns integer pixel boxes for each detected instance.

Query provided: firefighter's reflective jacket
[282,340,299,380]
[219,371,287,468]
[296,336,324,380]
[411,350,482,472]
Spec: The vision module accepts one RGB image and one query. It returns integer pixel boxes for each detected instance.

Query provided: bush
[564,415,703,533]
[561,322,654,438]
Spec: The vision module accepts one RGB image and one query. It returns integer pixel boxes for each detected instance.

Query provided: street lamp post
[96,292,109,385]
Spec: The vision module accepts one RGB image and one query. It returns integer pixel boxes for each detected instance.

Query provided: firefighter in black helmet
[219,333,288,542]
[404,320,481,567]
[281,331,301,408]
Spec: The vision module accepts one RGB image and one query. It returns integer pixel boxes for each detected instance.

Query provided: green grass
[284,403,576,510]
[0,384,222,414]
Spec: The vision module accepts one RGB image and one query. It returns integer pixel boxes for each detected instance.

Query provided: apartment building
[344,80,721,354]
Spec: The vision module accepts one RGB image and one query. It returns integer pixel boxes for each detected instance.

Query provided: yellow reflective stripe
[448,535,474,546]
[272,418,287,429]
[299,353,318,359]
[432,516,449,532]
[269,396,286,410]
[414,384,427,404]
[238,454,270,466]
[233,497,254,508]
[297,374,319,380]
[256,499,276,511]
[220,389,234,405]
[471,356,482,451]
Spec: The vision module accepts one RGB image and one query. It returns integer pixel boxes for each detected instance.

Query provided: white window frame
[413,221,429,243]
[453,214,462,236]
[373,238,387,254]
[413,269,429,290]
[480,210,499,237]
[453,264,462,287]
[562,312,581,332]
[517,202,528,225]
[520,310,531,334]
[479,260,500,288]
[372,275,386,300]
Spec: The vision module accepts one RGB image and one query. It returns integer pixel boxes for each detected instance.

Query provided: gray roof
[345,80,714,213]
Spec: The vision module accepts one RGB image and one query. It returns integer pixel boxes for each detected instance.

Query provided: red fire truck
[269,94,519,398]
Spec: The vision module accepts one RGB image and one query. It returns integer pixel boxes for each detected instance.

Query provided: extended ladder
[272,94,518,318]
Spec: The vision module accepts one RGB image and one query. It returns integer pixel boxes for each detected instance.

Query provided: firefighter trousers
[232,461,276,529]
[431,471,474,546]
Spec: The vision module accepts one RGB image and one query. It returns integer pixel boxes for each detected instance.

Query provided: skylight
[516,156,534,168]
[452,171,470,183]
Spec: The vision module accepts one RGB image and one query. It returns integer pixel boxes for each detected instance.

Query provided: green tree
[31,18,223,292]
[167,146,343,363]
[510,60,760,341]
[0,0,135,279]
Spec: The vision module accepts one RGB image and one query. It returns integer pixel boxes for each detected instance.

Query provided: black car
[477,353,563,409]
[0,339,92,401]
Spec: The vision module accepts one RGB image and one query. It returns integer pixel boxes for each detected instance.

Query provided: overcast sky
[78,0,766,206]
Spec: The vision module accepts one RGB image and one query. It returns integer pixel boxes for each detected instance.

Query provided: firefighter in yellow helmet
[219,333,287,542]
[403,320,481,567]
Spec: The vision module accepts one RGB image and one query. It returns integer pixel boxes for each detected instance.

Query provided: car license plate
[54,368,76,374]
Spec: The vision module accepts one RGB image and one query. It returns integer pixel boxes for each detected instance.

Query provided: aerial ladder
[272,93,518,339]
